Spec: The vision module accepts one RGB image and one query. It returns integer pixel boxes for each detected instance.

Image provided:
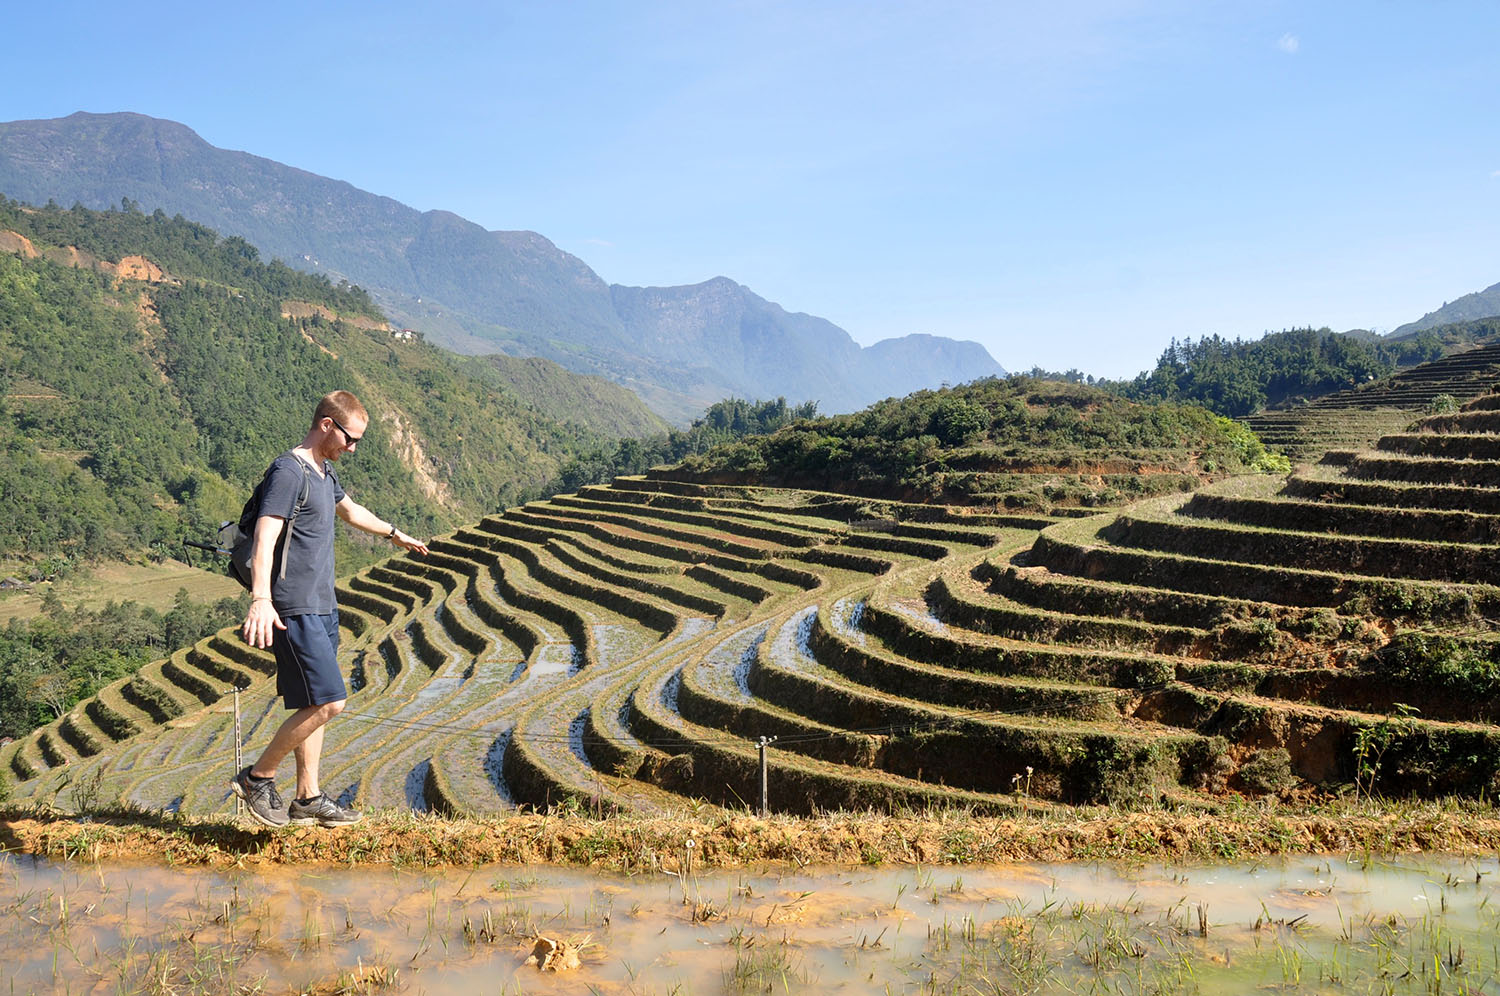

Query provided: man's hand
[335,497,429,556]
[391,528,429,557]
[242,598,287,649]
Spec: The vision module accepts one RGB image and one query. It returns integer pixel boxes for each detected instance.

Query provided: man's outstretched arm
[336,496,430,556]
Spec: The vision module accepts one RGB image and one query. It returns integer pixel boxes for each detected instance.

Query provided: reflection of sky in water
[735,628,768,697]
[568,710,589,764]
[765,606,819,677]
[483,729,515,803]
[403,757,431,810]
[593,623,649,668]
[412,675,464,707]
[10,852,1500,994]
[530,643,577,676]
[885,596,949,634]
[685,623,767,703]
[830,597,866,644]
[659,667,682,711]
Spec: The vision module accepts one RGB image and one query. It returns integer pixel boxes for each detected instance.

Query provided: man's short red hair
[312,390,368,430]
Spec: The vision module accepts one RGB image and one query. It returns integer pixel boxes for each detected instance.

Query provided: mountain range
[1391,281,1500,339]
[0,112,1004,423]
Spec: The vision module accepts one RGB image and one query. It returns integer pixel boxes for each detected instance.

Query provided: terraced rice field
[1242,339,1500,461]
[9,393,1500,815]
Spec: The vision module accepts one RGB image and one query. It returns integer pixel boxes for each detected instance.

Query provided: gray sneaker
[288,794,362,828]
[230,766,288,828]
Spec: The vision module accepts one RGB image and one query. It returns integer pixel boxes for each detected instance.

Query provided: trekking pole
[232,686,244,816]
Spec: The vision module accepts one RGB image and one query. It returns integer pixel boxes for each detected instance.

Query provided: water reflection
[4,851,1499,993]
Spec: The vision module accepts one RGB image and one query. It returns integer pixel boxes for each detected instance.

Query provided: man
[231,390,429,828]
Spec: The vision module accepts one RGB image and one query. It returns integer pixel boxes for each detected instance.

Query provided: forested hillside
[546,396,821,494]
[666,377,1286,509]
[0,198,663,570]
[1124,327,1446,416]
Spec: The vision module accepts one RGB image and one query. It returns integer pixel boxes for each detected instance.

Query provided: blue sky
[5,1,1499,378]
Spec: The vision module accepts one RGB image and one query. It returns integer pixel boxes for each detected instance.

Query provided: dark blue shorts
[272,611,346,709]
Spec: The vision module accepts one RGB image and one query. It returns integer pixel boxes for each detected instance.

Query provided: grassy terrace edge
[5,800,1500,868]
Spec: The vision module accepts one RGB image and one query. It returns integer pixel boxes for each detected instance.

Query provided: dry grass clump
[6,799,1500,870]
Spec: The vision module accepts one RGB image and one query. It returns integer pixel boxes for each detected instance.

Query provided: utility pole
[757,736,777,818]
[232,686,243,816]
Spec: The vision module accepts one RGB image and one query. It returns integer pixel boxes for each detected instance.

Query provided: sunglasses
[330,417,362,445]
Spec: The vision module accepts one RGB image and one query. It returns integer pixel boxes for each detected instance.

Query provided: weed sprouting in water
[583,888,614,928]
[492,869,541,893]
[340,955,402,993]
[725,933,808,995]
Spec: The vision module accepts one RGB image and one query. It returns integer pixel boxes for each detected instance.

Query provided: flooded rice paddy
[7,851,1500,994]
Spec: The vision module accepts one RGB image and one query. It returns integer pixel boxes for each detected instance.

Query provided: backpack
[219,454,315,591]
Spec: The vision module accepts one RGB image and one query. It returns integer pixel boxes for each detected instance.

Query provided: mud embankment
[5,804,1500,869]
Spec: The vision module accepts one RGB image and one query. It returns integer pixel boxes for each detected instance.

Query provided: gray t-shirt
[257,451,346,616]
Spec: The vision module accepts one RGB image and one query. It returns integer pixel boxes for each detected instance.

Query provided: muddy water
[5,851,1500,994]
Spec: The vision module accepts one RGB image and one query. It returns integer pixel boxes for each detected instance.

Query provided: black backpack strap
[275,457,314,584]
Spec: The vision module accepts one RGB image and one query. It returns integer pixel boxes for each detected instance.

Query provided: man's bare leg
[294,725,325,800]
[250,700,345,787]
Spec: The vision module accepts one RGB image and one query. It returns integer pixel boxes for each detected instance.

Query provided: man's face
[324,414,367,461]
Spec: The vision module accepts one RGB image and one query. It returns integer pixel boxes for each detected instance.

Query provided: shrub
[1344,582,1478,625]
[720,442,767,474]
[1214,618,1283,656]
[1289,608,1340,640]
[1081,740,1183,808]
[1254,451,1292,474]
[1425,393,1460,415]
[930,397,988,446]
[1377,632,1500,699]
[1238,748,1296,795]
[1210,416,1290,474]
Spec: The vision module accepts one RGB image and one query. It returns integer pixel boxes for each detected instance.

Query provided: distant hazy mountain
[1392,281,1500,339]
[0,111,1004,421]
